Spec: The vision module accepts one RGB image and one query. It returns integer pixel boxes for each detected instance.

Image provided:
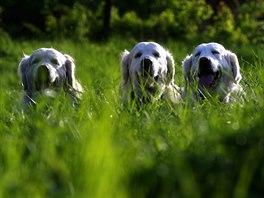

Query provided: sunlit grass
[0,38,263,197]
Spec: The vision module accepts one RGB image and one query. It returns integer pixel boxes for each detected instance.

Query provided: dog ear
[226,51,242,83]
[18,54,30,90]
[120,50,130,86]
[166,51,175,84]
[182,54,193,82]
[64,54,83,94]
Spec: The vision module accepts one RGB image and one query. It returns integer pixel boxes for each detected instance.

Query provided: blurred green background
[0,0,263,44]
[0,0,264,198]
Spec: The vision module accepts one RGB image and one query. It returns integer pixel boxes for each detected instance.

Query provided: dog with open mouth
[18,48,83,108]
[119,42,182,105]
[182,42,243,102]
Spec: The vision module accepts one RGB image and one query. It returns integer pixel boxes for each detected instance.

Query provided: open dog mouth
[34,78,58,98]
[198,70,221,89]
[138,73,160,88]
[35,80,52,91]
[197,57,221,89]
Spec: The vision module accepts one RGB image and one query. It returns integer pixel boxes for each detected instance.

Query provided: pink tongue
[199,75,214,88]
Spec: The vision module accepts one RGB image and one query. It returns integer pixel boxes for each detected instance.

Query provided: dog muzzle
[139,58,161,85]
[198,57,221,89]
[34,65,60,92]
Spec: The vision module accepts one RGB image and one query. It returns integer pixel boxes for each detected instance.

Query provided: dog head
[182,42,242,101]
[18,48,83,106]
[120,42,176,103]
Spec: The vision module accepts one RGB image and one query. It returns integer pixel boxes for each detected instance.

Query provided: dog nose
[141,58,153,76]
[198,57,213,75]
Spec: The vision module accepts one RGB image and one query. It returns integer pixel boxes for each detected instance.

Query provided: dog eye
[153,52,160,58]
[212,50,220,55]
[135,52,142,58]
[51,58,59,65]
[195,52,201,57]
[31,58,40,64]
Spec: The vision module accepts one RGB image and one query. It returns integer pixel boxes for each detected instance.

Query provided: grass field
[0,37,264,198]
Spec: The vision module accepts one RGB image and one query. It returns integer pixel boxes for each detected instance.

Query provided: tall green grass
[0,37,263,197]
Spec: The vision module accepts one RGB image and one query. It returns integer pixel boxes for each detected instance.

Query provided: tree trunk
[102,0,112,39]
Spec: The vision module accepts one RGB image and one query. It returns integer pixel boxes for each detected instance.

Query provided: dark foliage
[0,0,263,43]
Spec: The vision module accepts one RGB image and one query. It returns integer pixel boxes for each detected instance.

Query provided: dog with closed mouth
[182,42,243,102]
[18,48,83,107]
[119,42,182,105]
